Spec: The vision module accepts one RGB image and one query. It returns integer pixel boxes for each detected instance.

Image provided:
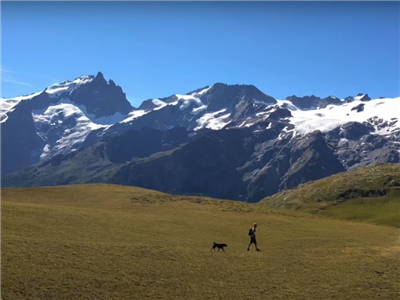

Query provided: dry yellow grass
[2,184,400,299]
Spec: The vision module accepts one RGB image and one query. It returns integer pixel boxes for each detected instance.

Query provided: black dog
[211,242,227,252]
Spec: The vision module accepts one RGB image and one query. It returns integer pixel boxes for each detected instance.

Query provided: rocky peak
[200,83,276,112]
[68,72,134,118]
[358,93,371,101]
[344,96,355,103]
[108,79,117,87]
[138,99,158,111]
[286,95,342,109]
[345,94,371,103]
[285,95,321,109]
[93,71,107,84]
[319,95,342,108]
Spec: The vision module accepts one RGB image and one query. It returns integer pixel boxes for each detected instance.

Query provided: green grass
[317,197,400,228]
[2,184,400,300]
[260,163,400,228]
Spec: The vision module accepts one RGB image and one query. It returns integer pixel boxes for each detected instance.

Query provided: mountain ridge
[1,72,399,202]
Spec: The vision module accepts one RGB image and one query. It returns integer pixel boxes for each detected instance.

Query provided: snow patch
[31,99,112,160]
[0,92,43,123]
[255,111,269,117]
[151,94,205,112]
[191,86,212,96]
[175,94,203,110]
[3,91,43,102]
[194,108,231,131]
[120,110,148,123]
[253,99,275,106]
[46,76,94,98]
[276,99,299,111]
[277,97,400,136]
[152,99,167,107]
[45,98,128,125]
[191,105,207,115]
[338,138,349,147]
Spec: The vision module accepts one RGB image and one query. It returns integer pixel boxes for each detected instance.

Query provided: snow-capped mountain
[1,72,133,174]
[1,72,399,202]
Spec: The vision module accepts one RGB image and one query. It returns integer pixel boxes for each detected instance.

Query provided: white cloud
[1,68,34,87]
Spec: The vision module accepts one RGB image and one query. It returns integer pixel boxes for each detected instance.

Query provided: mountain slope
[1,126,190,187]
[1,99,46,174]
[109,127,255,200]
[260,163,400,227]
[3,121,399,202]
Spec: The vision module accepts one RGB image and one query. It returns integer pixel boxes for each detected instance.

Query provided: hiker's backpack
[248,228,253,236]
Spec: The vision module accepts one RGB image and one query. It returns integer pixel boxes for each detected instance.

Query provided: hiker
[247,223,260,251]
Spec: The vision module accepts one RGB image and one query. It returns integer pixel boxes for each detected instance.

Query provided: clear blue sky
[1,1,399,107]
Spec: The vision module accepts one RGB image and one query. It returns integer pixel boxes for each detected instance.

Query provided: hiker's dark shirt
[250,227,257,238]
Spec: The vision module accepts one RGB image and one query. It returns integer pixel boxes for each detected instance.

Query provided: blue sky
[1,1,399,107]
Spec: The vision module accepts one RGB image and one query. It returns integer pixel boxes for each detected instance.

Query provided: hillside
[2,184,400,300]
[260,163,400,227]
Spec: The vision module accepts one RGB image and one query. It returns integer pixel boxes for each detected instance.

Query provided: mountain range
[1,72,399,202]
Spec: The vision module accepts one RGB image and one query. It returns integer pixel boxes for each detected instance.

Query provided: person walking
[247,223,260,251]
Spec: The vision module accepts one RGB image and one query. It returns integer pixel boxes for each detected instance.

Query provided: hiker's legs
[252,238,258,250]
[247,237,257,250]
[247,240,253,250]
[254,238,260,251]
[248,237,260,251]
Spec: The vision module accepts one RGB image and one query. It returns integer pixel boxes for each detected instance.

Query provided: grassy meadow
[261,164,400,228]
[2,184,400,299]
